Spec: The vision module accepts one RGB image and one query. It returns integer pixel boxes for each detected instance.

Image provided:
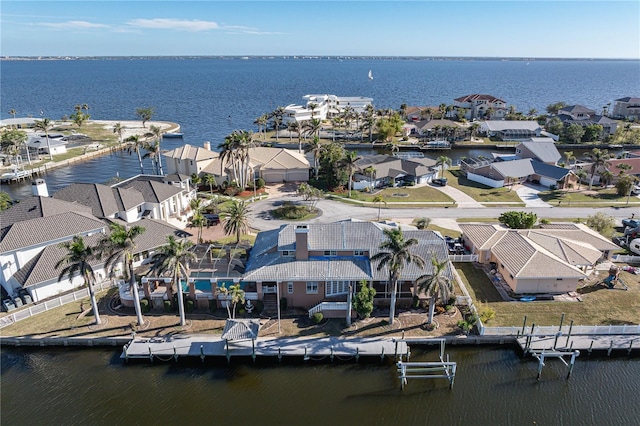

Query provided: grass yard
[334,186,455,204]
[454,263,640,327]
[444,169,523,204]
[538,188,640,207]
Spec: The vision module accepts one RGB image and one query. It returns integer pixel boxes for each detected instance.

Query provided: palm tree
[190,198,205,242]
[373,195,386,221]
[288,121,303,152]
[364,166,376,191]
[98,223,146,326]
[371,228,425,325]
[217,282,245,319]
[125,135,145,174]
[33,118,54,160]
[435,156,452,179]
[305,136,322,180]
[223,200,250,243]
[254,114,269,140]
[143,140,161,174]
[417,255,453,326]
[149,125,164,175]
[528,108,538,118]
[150,236,196,326]
[113,122,124,144]
[271,106,285,141]
[191,173,202,191]
[8,109,17,119]
[203,174,216,195]
[564,151,575,168]
[586,148,612,189]
[305,118,322,140]
[56,236,101,325]
[1,129,30,165]
[575,169,587,190]
[341,151,362,197]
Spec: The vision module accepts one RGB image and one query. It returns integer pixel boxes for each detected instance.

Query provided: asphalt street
[248,195,639,232]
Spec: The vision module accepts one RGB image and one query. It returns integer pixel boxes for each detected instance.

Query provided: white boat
[368,69,373,80]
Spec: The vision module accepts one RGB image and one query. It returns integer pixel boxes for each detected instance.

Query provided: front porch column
[143,281,151,299]
[188,281,196,301]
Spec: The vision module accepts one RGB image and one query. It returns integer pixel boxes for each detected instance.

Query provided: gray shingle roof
[53,183,144,218]
[0,211,106,253]
[530,160,572,180]
[518,141,561,163]
[0,196,92,233]
[490,159,535,178]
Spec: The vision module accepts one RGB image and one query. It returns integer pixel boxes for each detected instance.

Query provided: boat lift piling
[531,349,580,380]
[396,339,457,390]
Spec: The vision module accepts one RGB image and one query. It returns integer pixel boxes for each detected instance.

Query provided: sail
[368,69,373,80]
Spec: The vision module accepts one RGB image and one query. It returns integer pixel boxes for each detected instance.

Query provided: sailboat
[368,69,373,80]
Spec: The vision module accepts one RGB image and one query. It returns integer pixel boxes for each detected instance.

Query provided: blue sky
[2,1,639,58]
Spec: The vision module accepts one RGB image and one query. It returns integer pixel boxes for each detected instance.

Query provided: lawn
[444,169,523,204]
[454,263,640,327]
[538,188,640,206]
[333,186,454,203]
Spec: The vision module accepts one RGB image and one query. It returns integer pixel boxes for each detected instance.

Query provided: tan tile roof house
[460,223,619,294]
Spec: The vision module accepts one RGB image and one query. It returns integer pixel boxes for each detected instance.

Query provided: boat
[163,133,183,138]
[368,69,373,80]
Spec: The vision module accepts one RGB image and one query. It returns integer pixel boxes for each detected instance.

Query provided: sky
[1,1,639,59]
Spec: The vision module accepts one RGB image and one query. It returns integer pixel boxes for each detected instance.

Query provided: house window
[190,160,193,166]
[306,282,318,294]
[354,250,365,256]
[282,250,294,257]
[137,205,143,213]
[556,278,563,281]
[324,250,337,257]
[288,282,294,294]
[326,280,351,296]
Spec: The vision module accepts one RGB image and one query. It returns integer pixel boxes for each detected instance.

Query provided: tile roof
[163,144,218,162]
[559,105,596,115]
[248,147,310,169]
[116,179,183,203]
[483,121,541,131]
[454,94,505,103]
[615,97,640,103]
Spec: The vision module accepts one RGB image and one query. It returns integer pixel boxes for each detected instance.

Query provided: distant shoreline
[2,55,639,62]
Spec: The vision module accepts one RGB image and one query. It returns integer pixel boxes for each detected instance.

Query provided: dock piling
[149,346,153,362]
[200,344,205,363]
[173,345,178,362]
[278,347,282,362]
[588,340,594,355]
[565,320,574,347]
[628,340,634,356]
[608,340,614,356]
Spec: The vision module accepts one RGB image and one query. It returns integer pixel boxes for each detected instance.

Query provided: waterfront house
[163,142,219,176]
[453,94,507,120]
[200,147,310,184]
[112,175,195,222]
[241,221,451,316]
[352,154,438,189]
[515,139,562,165]
[479,121,542,141]
[461,157,575,189]
[53,183,146,222]
[612,97,640,120]
[283,94,373,123]
[0,191,191,304]
[459,223,619,295]
[557,105,618,136]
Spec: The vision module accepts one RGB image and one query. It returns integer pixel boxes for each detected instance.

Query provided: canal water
[1,346,638,425]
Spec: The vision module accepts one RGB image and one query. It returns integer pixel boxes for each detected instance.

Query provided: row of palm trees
[122,124,165,175]
[56,223,199,327]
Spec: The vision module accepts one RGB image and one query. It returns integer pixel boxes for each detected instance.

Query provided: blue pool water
[181,280,213,293]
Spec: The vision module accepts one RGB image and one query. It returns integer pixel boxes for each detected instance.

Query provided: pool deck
[121,335,408,361]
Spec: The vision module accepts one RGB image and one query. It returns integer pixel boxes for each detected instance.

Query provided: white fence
[480,324,640,337]
[0,280,116,329]
[308,301,349,318]
[449,254,478,262]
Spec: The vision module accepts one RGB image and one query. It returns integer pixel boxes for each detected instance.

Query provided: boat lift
[396,339,457,390]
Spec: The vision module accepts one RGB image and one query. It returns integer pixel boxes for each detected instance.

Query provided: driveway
[428,183,484,208]
[515,184,553,208]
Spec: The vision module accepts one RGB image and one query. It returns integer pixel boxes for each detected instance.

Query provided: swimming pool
[181,279,213,293]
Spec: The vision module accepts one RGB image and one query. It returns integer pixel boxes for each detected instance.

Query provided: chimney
[295,224,309,260]
[203,141,211,151]
[32,179,49,197]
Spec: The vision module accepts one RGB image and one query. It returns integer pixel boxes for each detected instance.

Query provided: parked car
[622,218,639,228]
[203,213,220,225]
[433,177,448,186]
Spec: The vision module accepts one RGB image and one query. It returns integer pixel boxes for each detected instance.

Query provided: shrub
[255,177,265,189]
[479,307,495,323]
[186,299,195,313]
[140,298,150,313]
[539,218,550,225]
[209,300,217,313]
[164,300,172,312]
[238,308,246,315]
[312,312,323,324]
[254,300,264,314]
[280,297,288,311]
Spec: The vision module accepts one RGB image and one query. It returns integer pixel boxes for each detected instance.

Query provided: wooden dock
[121,335,408,363]
[517,334,638,355]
